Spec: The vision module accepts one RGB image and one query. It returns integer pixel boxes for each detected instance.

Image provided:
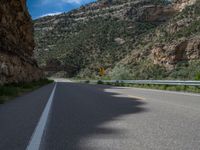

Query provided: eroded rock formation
[0,0,43,84]
[152,37,200,69]
[173,0,197,11]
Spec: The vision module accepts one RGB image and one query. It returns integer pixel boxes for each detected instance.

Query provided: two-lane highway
[0,82,200,150]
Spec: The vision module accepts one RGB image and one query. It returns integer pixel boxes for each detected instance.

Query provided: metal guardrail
[83,80,200,86]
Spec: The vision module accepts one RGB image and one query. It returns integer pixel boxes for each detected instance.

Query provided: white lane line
[26,83,57,150]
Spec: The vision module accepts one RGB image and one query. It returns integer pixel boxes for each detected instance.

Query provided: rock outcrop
[0,0,43,84]
[149,0,200,70]
[130,5,176,22]
[152,37,200,69]
[173,0,196,11]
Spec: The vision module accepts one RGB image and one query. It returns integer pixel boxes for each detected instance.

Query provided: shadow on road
[43,82,147,150]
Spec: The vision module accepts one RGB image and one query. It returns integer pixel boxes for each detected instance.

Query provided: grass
[0,79,54,104]
[95,81,200,94]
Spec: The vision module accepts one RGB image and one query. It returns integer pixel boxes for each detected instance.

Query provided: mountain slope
[34,0,200,79]
[117,0,200,79]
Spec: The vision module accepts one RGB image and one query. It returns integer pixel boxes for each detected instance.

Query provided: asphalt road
[0,82,200,150]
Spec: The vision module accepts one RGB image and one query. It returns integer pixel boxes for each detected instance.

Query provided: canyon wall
[0,0,43,84]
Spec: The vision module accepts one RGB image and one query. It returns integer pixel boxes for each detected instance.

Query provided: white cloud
[39,12,62,18]
[42,0,82,5]
[62,0,81,4]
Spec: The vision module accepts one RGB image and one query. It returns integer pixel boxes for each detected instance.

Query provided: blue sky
[27,0,96,19]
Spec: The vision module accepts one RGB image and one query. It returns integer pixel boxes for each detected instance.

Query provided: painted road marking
[26,83,57,150]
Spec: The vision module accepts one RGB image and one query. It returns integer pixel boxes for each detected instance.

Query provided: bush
[169,61,200,80]
[84,80,90,83]
[109,65,133,80]
[0,86,19,96]
[195,72,200,80]
[0,79,53,104]
[137,64,167,79]
[97,80,103,84]
[0,99,5,104]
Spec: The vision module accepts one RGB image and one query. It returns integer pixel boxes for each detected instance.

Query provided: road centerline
[26,83,57,150]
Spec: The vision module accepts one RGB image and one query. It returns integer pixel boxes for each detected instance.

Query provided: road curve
[0,82,200,150]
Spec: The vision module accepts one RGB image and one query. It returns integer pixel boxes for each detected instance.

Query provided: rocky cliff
[34,0,200,80]
[173,0,196,11]
[0,0,43,84]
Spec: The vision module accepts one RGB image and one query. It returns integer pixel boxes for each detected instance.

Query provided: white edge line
[26,82,57,150]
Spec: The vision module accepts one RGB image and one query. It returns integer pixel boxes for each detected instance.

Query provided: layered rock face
[173,0,196,11]
[152,37,200,69]
[0,0,43,84]
[149,0,200,69]
[138,5,175,22]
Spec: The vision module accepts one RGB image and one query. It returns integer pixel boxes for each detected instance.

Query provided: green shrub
[97,80,103,84]
[85,80,90,83]
[109,65,133,80]
[0,99,5,104]
[195,72,200,80]
[0,79,53,104]
[0,86,19,96]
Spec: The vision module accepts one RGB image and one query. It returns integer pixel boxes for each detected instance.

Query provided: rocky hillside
[0,0,43,84]
[34,0,200,79]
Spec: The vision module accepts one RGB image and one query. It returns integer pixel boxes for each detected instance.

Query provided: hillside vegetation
[34,0,200,80]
